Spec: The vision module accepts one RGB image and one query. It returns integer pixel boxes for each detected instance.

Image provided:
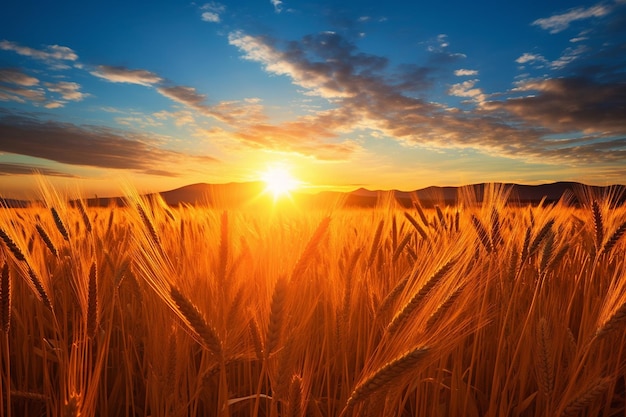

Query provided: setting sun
[261,166,300,199]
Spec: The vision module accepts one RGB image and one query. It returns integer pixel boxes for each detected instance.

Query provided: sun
[261,166,300,199]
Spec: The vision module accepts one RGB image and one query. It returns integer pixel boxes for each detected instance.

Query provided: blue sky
[0,0,625,198]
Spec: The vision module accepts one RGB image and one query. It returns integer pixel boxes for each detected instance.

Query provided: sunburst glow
[261,166,299,199]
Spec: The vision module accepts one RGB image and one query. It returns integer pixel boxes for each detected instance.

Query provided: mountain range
[1,181,625,208]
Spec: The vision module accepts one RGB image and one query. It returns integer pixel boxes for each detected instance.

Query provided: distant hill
[2,181,625,208]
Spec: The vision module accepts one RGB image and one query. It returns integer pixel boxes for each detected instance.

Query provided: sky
[0,0,625,198]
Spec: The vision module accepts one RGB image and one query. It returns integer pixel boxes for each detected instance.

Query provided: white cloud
[550,45,588,69]
[201,12,220,22]
[448,79,486,103]
[454,69,478,76]
[0,69,39,86]
[200,2,225,22]
[515,53,547,64]
[90,65,162,86]
[0,40,78,62]
[271,0,283,13]
[45,81,86,101]
[532,4,610,33]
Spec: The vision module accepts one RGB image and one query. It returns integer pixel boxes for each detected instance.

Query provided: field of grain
[0,184,625,417]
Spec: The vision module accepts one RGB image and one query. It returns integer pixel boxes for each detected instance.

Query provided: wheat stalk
[170,285,223,359]
[345,346,430,409]
[491,208,503,248]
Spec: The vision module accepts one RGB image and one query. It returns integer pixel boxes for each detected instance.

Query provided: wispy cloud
[454,69,478,76]
[0,68,39,86]
[271,0,283,13]
[200,2,225,22]
[532,3,611,33]
[157,85,206,106]
[90,65,162,86]
[0,113,218,175]
[0,163,76,177]
[516,53,547,65]
[0,40,78,63]
[44,81,86,101]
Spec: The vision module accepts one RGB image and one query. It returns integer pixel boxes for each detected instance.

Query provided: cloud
[0,40,78,62]
[200,2,225,22]
[0,84,46,104]
[485,77,626,135]
[226,29,626,169]
[448,79,486,103]
[90,65,162,86]
[157,85,206,106]
[516,53,547,64]
[0,113,218,175]
[550,44,588,69]
[44,81,86,101]
[532,4,611,33]
[0,163,77,178]
[454,69,478,76]
[0,68,39,86]
[271,0,283,13]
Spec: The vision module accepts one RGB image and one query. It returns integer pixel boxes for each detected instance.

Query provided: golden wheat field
[0,184,625,417]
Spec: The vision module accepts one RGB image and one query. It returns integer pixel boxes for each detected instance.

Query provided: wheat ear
[76,199,92,233]
[367,220,384,267]
[345,346,430,409]
[595,301,626,340]
[35,224,58,258]
[387,259,456,334]
[87,261,98,339]
[287,374,304,417]
[528,219,555,257]
[51,207,70,241]
[266,276,288,358]
[27,267,53,311]
[471,215,493,253]
[535,318,554,397]
[170,285,223,359]
[290,217,330,280]
[404,212,428,241]
[591,200,603,251]
[560,377,610,417]
[1,261,10,333]
[601,221,626,255]
[0,227,26,262]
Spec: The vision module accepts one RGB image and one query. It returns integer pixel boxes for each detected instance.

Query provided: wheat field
[0,184,625,417]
